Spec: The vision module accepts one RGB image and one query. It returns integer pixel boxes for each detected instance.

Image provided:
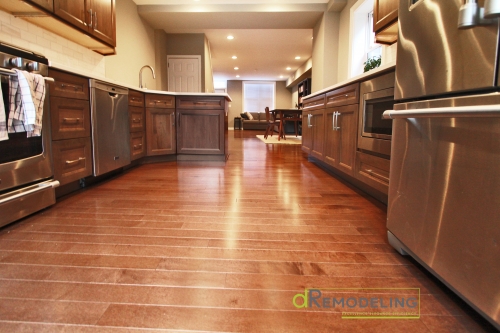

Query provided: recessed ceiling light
[234,67,239,70]
[295,56,301,60]
[280,75,284,78]
[227,35,234,40]
[286,67,291,70]
[236,75,240,78]
[232,56,237,59]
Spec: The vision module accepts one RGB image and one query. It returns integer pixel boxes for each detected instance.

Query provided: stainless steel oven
[0,42,58,228]
[357,71,395,157]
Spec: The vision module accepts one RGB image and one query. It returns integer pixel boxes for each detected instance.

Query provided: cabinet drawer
[130,131,146,161]
[129,106,145,132]
[145,94,175,109]
[303,94,325,111]
[176,96,225,109]
[52,137,92,186]
[48,69,89,100]
[50,97,91,140]
[326,83,359,107]
[356,151,390,194]
[129,90,145,107]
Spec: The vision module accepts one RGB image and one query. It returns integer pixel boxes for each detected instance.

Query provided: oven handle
[0,67,55,82]
[0,180,60,205]
[382,105,500,119]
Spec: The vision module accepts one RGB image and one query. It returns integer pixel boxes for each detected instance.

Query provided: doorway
[167,56,201,92]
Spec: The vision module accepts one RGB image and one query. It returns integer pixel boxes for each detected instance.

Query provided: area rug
[256,135,302,145]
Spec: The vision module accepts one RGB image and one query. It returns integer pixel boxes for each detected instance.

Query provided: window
[242,81,276,113]
[349,0,382,77]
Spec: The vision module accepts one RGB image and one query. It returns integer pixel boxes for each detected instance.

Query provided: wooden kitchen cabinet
[355,151,390,194]
[373,0,398,44]
[302,94,325,158]
[128,90,146,161]
[49,69,93,186]
[25,0,53,11]
[146,108,176,156]
[175,96,227,157]
[54,0,116,47]
[324,104,358,176]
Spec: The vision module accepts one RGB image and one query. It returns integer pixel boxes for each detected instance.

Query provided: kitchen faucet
[139,65,155,89]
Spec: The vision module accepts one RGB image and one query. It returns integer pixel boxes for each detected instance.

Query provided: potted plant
[363,56,382,73]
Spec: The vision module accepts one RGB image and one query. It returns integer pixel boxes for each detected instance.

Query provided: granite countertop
[49,63,232,102]
[304,61,396,100]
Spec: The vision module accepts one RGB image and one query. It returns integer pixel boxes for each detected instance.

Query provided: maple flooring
[0,130,497,332]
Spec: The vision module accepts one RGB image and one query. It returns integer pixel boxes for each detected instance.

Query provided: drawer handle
[63,118,80,123]
[194,101,208,105]
[132,118,141,123]
[133,144,143,150]
[65,157,85,165]
[60,83,81,91]
[154,100,167,104]
[365,169,389,182]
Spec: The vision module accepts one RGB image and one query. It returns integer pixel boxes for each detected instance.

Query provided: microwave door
[395,0,499,100]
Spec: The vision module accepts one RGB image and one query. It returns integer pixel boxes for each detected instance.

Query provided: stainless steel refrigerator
[384,0,500,329]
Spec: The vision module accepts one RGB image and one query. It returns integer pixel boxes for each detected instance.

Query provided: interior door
[168,56,201,93]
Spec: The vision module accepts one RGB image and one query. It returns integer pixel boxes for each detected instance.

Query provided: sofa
[241,112,302,135]
[241,112,267,130]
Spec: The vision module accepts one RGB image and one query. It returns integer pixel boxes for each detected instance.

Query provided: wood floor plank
[0,130,495,332]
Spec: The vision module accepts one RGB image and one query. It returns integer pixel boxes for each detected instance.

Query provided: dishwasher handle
[383,104,500,119]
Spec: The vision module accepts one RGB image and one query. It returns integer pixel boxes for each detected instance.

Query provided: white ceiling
[132,0,339,83]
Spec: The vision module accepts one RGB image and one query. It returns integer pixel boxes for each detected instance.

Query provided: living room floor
[0,129,496,332]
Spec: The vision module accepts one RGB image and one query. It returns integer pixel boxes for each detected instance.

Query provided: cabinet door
[89,0,116,47]
[146,108,176,156]
[301,110,312,154]
[176,109,225,155]
[324,105,358,176]
[54,0,89,31]
[310,109,325,161]
[26,0,53,11]
[373,0,398,44]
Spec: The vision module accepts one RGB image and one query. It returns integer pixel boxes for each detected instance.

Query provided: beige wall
[312,11,341,93]
[155,29,169,91]
[105,0,156,89]
[165,33,206,92]
[227,80,292,129]
[204,37,215,93]
[337,0,362,82]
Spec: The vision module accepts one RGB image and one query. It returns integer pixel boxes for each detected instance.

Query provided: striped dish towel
[0,81,7,141]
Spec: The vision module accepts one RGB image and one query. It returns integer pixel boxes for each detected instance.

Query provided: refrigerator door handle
[383,104,500,119]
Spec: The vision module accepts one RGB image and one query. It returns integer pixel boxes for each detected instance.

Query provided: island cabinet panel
[302,94,325,157]
[146,94,175,109]
[176,109,225,155]
[176,96,225,110]
[146,108,176,156]
[309,109,325,161]
[301,110,312,154]
[324,104,358,176]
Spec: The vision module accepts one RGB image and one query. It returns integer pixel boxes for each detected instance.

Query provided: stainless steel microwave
[357,71,395,157]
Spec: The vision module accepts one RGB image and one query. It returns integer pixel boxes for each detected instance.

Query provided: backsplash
[0,9,105,76]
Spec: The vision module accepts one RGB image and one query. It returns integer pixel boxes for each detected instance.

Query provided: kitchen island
[47,66,231,197]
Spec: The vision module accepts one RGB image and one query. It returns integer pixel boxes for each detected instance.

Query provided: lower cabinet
[301,109,325,160]
[324,104,358,176]
[176,109,225,155]
[146,108,176,156]
[52,137,93,185]
[355,151,390,194]
[130,131,146,160]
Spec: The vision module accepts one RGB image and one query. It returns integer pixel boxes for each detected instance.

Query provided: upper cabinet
[54,0,116,48]
[373,0,398,44]
[0,0,116,55]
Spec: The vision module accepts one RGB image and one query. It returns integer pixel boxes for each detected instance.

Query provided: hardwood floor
[0,130,496,332]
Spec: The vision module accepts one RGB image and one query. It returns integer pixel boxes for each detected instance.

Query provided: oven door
[0,74,54,195]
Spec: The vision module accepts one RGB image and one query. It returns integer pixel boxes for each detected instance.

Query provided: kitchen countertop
[304,61,396,100]
[49,63,232,102]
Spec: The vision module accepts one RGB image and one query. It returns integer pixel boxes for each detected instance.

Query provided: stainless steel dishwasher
[90,80,130,176]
